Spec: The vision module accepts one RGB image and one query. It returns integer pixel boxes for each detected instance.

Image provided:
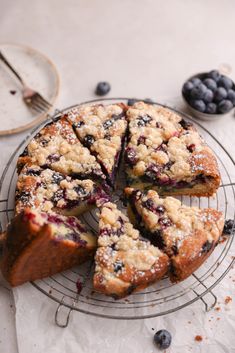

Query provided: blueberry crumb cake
[15,164,109,216]
[125,102,220,196]
[66,103,127,187]
[93,202,169,298]
[0,101,225,296]
[1,208,97,286]
[125,188,224,281]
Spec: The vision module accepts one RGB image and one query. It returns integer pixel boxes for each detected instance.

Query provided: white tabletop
[0,1,234,352]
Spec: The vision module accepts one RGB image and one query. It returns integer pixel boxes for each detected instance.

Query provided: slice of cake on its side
[17,117,107,188]
[1,209,97,286]
[66,103,127,187]
[125,102,220,196]
[15,164,110,216]
[93,202,169,299]
[125,188,224,282]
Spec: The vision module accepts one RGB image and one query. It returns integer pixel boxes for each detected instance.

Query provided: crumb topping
[15,164,100,214]
[125,102,219,183]
[66,104,127,173]
[20,118,105,179]
[96,202,165,275]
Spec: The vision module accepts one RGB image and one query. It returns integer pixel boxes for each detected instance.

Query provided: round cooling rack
[0,98,234,326]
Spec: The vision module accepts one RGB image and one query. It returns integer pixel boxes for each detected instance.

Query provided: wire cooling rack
[0,98,234,326]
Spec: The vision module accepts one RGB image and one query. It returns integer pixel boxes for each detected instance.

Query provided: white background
[0,1,234,352]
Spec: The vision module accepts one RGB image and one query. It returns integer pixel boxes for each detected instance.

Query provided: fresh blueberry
[26,169,41,176]
[182,81,194,96]
[217,99,233,113]
[205,103,217,114]
[208,70,221,82]
[142,198,155,212]
[179,119,193,129]
[227,89,235,105]
[95,82,111,96]
[127,98,138,106]
[74,121,84,129]
[190,99,206,112]
[83,134,95,147]
[159,217,172,228]
[190,77,201,86]
[218,76,233,90]
[214,87,227,102]
[203,78,217,92]
[203,89,214,103]
[113,261,124,273]
[156,205,165,214]
[223,219,235,235]
[190,83,207,100]
[144,98,154,104]
[154,329,172,350]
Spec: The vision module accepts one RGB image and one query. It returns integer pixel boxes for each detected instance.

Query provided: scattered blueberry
[182,81,194,96]
[191,99,206,112]
[190,77,201,86]
[190,83,207,100]
[227,89,235,105]
[208,70,221,82]
[154,329,172,350]
[218,76,233,90]
[205,102,217,114]
[214,87,227,102]
[83,134,95,147]
[95,82,111,96]
[217,99,233,113]
[203,78,217,92]
[203,89,214,103]
[223,219,235,235]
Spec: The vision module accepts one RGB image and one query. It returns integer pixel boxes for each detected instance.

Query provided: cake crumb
[188,321,191,324]
[195,335,203,342]
[217,318,220,321]
[215,306,221,311]
[225,296,232,304]
[10,90,16,95]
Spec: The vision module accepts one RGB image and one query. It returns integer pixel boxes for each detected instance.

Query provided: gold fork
[0,50,52,113]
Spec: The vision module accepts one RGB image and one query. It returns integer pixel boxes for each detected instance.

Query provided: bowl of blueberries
[182,70,235,121]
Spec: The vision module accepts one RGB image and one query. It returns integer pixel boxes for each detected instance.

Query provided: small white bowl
[182,72,235,121]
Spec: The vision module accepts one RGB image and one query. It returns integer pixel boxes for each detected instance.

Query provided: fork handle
[0,50,24,85]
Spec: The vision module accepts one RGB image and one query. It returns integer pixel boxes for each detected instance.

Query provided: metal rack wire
[0,98,234,326]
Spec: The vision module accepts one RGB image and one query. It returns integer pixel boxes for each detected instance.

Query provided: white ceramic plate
[0,43,60,135]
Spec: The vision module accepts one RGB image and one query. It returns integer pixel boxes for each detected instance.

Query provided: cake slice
[66,103,127,186]
[15,164,109,216]
[125,102,220,196]
[17,117,107,187]
[125,188,224,282]
[93,202,169,299]
[1,209,97,286]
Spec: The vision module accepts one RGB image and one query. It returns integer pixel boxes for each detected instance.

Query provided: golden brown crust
[1,209,96,286]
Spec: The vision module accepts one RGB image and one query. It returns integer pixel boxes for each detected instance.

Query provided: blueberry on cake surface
[93,202,169,299]
[1,208,97,286]
[66,103,127,186]
[125,188,224,282]
[15,164,110,216]
[125,102,220,196]
[17,117,107,186]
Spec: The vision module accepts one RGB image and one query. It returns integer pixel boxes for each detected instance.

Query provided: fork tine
[29,103,45,114]
[31,98,49,112]
[34,94,52,109]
